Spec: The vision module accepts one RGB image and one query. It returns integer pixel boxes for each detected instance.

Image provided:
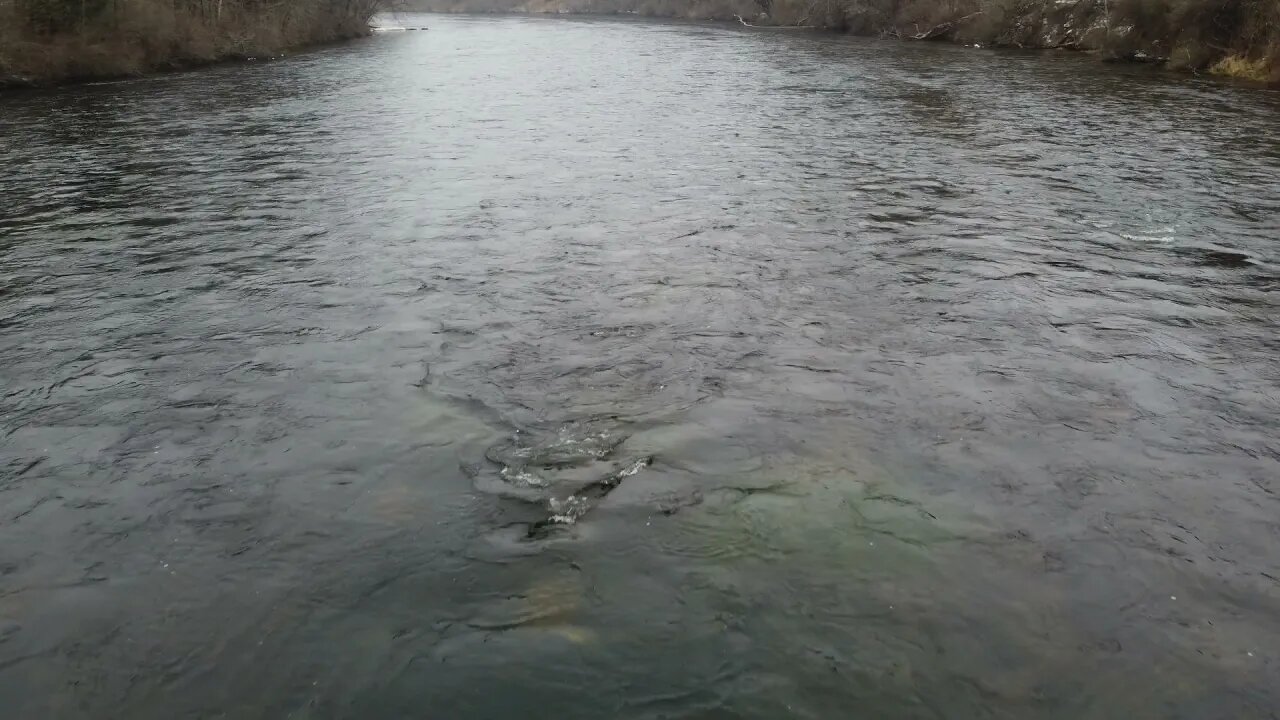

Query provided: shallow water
[2,13,1279,719]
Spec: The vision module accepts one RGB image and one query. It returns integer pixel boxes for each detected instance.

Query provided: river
[2,13,1279,719]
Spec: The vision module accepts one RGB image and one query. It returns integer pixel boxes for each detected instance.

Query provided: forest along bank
[0,0,383,87]
[407,0,1280,81]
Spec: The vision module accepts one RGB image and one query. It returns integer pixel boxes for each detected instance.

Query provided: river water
[2,13,1279,719]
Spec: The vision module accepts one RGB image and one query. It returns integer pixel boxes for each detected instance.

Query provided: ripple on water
[2,11,1280,719]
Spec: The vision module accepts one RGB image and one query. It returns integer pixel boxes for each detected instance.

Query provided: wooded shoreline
[2,0,1276,88]
[411,0,1280,82]
[0,0,382,88]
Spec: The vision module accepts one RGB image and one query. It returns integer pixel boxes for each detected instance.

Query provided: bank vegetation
[410,0,1280,81]
[0,0,383,86]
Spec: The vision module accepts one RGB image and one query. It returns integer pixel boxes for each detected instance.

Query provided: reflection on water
[2,13,1279,719]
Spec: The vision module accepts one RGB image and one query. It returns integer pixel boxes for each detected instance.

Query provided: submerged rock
[527,455,655,537]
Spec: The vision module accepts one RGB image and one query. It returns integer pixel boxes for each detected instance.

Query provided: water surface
[2,14,1279,719]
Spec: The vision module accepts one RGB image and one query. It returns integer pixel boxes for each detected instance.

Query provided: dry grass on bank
[1210,53,1272,80]
[0,0,381,86]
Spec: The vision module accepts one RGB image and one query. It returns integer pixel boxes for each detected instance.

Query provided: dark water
[2,13,1279,719]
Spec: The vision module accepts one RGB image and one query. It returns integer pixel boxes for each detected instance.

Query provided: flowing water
[2,13,1279,719]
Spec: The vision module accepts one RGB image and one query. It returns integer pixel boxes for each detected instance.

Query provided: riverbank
[0,0,381,88]
[406,0,1280,82]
